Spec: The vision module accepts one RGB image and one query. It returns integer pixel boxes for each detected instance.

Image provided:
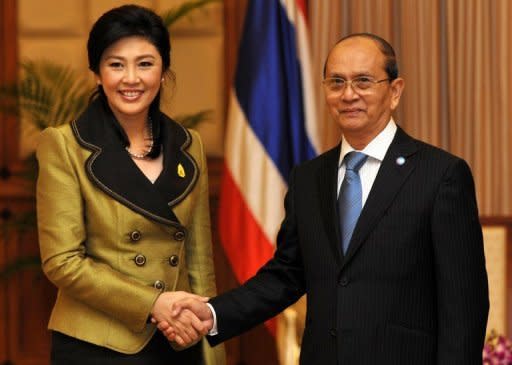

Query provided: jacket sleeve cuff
[206,303,218,336]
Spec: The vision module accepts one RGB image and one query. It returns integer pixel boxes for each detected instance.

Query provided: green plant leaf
[160,0,220,28]
[0,61,91,130]
[18,61,91,130]
[174,110,212,129]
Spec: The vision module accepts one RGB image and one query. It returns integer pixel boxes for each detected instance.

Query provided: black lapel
[341,127,418,269]
[153,118,199,208]
[71,99,198,227]
[317,144,343,266]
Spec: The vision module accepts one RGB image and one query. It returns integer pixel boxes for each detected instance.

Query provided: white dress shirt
[337,119,397,205]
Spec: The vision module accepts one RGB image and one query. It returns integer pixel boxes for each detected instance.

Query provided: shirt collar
[338,118,397,167]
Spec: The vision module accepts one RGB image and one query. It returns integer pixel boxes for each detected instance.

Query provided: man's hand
[151,291,209,348]
[156,296,214,346]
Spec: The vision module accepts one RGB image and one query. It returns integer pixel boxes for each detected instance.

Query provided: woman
[36,4,225,365]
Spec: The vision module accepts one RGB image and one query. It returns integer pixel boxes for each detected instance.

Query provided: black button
[168,255,179,267]
[339,277,349,286]
[134,254,146,266]
[174,230,186,241]
[329,328,337,337]
[153,280,165,290]
[129,230,142,242]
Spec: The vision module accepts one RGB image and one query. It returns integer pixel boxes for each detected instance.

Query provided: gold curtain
[309,0,512,216]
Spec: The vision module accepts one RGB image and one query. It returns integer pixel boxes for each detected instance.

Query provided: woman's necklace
[125,117,154,160]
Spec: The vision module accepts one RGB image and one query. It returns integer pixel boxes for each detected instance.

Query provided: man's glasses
[322,76,390,94]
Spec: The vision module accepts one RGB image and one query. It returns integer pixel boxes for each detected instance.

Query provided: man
[163,33,489,364]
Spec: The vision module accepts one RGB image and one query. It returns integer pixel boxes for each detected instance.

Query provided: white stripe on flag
[225,91,287,246]
[280,0,321,154]
[295,7,321,154]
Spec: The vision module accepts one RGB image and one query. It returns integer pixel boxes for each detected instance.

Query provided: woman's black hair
[87,4,171,158]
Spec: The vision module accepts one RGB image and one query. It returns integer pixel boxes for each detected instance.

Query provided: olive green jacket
[36,100,225,364]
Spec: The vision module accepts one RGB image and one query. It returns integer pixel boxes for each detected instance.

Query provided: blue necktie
[338,152,368,254]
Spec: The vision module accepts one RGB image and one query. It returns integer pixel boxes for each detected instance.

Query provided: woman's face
[95,36,163,124]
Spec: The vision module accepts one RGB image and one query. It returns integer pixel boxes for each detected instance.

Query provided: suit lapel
[341,128,418,269]
[318,144,343,266]
[153,121,199,208]
[71,98,198,227]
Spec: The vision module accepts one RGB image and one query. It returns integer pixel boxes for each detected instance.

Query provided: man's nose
[341,82,359,100]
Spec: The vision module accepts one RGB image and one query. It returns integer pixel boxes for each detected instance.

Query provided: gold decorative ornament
[177,163,186,178]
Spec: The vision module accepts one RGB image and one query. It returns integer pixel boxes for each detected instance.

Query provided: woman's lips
[119,90,143,100]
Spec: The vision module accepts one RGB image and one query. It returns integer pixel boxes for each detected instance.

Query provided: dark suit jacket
[209,127,489,365]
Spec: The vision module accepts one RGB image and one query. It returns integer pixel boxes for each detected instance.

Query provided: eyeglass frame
[322,76,391,94]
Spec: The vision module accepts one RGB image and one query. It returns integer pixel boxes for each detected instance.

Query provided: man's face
[323,37,404,147]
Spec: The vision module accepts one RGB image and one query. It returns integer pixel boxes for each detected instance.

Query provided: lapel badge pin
[396,156,406,166]
[177,163,186,178]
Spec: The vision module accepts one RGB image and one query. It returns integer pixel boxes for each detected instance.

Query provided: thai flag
[218,0,320,334]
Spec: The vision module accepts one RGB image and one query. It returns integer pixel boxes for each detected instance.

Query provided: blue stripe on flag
[234,0,316,181]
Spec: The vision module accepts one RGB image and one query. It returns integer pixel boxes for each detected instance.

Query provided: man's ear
[390,77,404,110]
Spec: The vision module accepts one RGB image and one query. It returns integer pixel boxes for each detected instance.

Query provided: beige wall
[483,226,508,336]
[18,0,225,156]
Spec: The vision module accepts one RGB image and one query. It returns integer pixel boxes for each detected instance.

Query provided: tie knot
[344,152,368,172]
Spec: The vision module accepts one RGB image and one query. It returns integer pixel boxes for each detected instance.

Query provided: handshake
[150,291,215,349]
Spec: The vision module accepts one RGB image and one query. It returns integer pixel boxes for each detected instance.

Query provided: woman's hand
[151,291,209,347]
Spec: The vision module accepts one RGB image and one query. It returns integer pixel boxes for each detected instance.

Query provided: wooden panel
[0,211,8,364]
[1,1,21,363]
[0,0,19,174]
[5,204,55,365]
[0,194,56,365]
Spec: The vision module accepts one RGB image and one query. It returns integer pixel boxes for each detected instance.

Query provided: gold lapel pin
[177,163,186,178]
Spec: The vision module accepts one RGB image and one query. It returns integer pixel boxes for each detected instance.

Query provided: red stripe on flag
[218,164,277,335]
[296,0,307,21]
[219,164,275,283]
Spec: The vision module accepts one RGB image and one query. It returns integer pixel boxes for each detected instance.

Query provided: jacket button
[153,280,165,291]
[329,328,337,337]
[174,230,186,241]
[129,230,142,242]
[168,255,179,267]
[134,254,146,266]
[339,277,349,286]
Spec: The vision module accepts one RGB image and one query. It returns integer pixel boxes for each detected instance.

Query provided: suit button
[329,328,337,337]
[168,255,179,267]
[339,277,349,286]
[134,254,146,266]
[174,230,186,241]
[129,230,142,242]
[153,280,165,291]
